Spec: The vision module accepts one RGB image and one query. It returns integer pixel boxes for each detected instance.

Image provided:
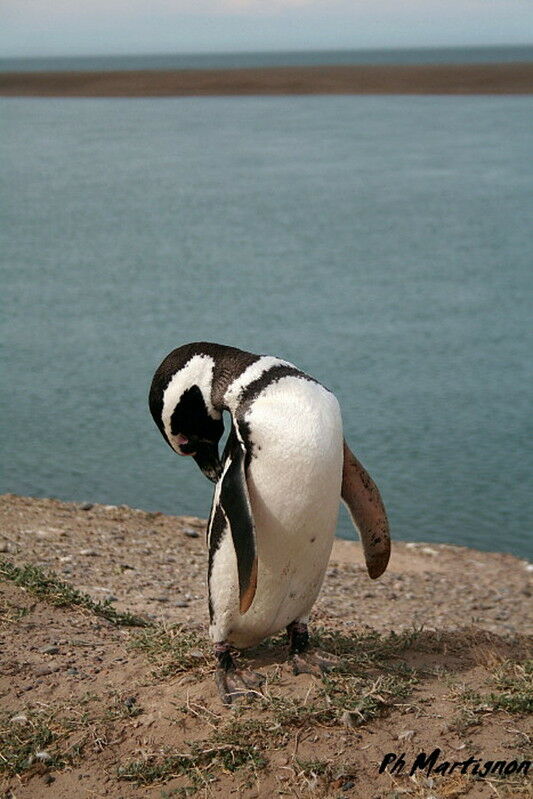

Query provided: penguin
[149,342,390,703]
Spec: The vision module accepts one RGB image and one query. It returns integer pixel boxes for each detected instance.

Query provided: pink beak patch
[175,433,195,456]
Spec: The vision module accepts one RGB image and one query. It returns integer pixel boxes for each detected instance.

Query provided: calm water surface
[1,96,532,558]
[1,45,532,72]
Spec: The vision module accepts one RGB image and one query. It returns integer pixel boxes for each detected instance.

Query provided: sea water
[1,44,532,72]
[1,96,532,558]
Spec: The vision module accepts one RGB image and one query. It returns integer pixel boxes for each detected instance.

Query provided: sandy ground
[1,494,532,799]
[1,63,532,96]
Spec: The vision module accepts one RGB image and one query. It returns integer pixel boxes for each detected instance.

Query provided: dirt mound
[1,495,531,798]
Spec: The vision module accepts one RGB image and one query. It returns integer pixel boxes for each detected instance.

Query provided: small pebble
[35,665,54,676]
[43,773,55,785]
[40,645,59,655]
[184,528,199,538]
[397,729,415,741]
[10,714,28,724]
[175,600,189,608]
[80,502,93,511]
[342,781,356,792]
[340,710,363,728]
[188,649,205,660]
[80,549,98,556]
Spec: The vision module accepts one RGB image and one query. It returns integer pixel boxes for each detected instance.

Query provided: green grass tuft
[451,658,533,731]
[311,626,422,670]
[117,738,266,786]
[0,708,75,776]
[128,625,209,677]
[489,659,533,713]
[0,559,151,627]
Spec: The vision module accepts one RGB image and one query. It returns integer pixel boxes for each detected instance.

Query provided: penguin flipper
[341,440,391,579]
[219,432,258,614]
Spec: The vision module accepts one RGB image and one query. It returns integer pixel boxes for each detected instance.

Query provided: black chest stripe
[236,364,317,418]
[234,365,318,466]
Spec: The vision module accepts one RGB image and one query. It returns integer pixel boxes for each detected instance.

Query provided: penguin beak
[175,434,197,457]
[193,441,223,483]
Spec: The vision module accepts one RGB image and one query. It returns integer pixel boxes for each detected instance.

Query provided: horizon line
[2,41,533,62]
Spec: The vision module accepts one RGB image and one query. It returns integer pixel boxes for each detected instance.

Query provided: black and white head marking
[149,345,226,481]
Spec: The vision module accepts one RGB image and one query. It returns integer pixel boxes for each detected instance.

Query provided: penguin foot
[214,642,264,705]
[286,622,339,676]
[291,650,340,676]
[215,667,265,705]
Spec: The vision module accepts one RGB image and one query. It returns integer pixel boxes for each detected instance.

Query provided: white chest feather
[209,376,343,648]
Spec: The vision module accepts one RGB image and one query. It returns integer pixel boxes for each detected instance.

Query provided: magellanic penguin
[149,342,390,702]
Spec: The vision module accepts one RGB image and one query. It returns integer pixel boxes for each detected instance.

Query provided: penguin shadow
[229,626,525,688]
[237,637,293,671]
[231,630,344,683]
[209,625,532,714]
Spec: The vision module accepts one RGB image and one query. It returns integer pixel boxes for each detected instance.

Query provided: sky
[1,0,533,58]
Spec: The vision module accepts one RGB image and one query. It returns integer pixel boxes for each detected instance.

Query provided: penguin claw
[238,668,266,689]
[291,650,340,676]
[214,670,234,705]
[215,668,264,705]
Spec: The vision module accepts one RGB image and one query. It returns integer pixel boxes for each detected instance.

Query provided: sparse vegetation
[0,595,30,623]
[295,757,333,777]
[0,707,80,776]
[117,739,266,787]
[311,625,423,665]
[489,659,533,713]
[321,669,418,724]
[451,658,533,731]
[104,692,144,720]
[0,559,150,627]
[1,496,532,798]
[128,624,210,678]
[162,637,420,792]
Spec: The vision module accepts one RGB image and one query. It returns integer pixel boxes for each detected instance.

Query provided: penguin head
[166,383,224,481]
[149,350,224,482]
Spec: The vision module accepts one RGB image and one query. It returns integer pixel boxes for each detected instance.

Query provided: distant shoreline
[1,63,533,96]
